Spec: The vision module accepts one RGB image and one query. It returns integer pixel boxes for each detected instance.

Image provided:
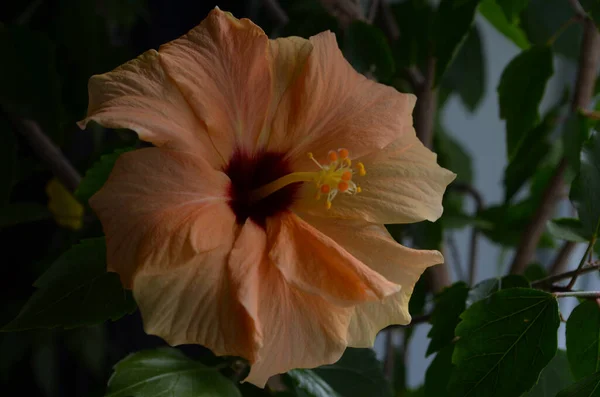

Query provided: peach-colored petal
[78,50,222,167]
[158,8,272,157]
[230,220,350,387]
[298,213,443,347]
[257,36,313,148]
[295,125,456,224]
[89,147,233,287]
[133,243,260,361]
[268,212,400,306]
[266,31,416,169]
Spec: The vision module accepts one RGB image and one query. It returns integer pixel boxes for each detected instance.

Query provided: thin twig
[549,241,579,275]
[263,0,289,27]
[568,0,587,17]
[566,238,595,289]
[510,19,600,274]
[4,112,81,192]
[414,57,437,149]
[554,291,600,299]
[446,235,466,281]
[367,0,380,23]
[532,263,600,288]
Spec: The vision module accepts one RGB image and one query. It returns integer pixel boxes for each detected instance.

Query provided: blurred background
[0,0,593,395]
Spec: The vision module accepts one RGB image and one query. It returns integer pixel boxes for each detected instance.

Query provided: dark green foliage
[0,119,17,205]
[285,369,340,397]
[525,350,573,397]
[424,345,454,396]
[343,21,395,81]
[448,288,560,397]
[433,0,482,85]
[497,45,553,159]
[106,348,241,397]
[496,0,530,22]
[426,282,469,356]
[563,112,592,174]
[570,131,600,239]
[557,371,600,397]
[313,348,392,397]
[547,218,590,242]
[479,0,530,49]
[467,275,530,305]
[3,238,136,331]
[567,301,600,380]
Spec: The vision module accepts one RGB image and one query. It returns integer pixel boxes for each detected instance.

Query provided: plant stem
[554,291,600,299]
[566,238,596,289]
[549,241,578,275]
[510,19,600,274]
[532,263,600,288]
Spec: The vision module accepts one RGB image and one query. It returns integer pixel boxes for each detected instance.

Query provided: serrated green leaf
[567,300,600,380]
[442,25,486,112]
[426,282,469,356]
[424,344,454,396]
[503,107,556,202]
[496,0,530,22]
[563,112,591,174]
[479,0,530,49]
[570,131,600,239]
[547,218,590,242]
[524,350,573,397]
[106,348,240,397]
[466,275,530,306]
[433,0,481,85]
[75,147,134,204]
[3,238,136,331]
[285,369,340,397]
[448,288,559,397]
[343,21,395,81]
[313,348,392,397]
[557,371,600,397]
[498,45,553,159]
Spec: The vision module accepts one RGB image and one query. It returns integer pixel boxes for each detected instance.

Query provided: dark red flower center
[224,150,301,228]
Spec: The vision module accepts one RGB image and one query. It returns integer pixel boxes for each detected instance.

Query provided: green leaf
[0,202,51,229]
[523,263,547,282]
[433,0,482,85]
[390,0,433,70]
[563,112,592,174]
[557,371,600,397]
[313,348,392,397]
[498,45,553,159]
[467,275,530,305]
[503,108,556,202]
[285,369,340,397]
[547,218,590,242]
[442,25,486,112]
[496,0,530,22]
[521,0,583,60]
[0,118,17,205]
[524,350,574,397]
[567,300,600,380]
[448,288,560,397]
[479,0,530,49]
[343,21,395,81]
[3,238,136,331]
[75,147,134,204]
[106,348,241,397]
[0,25,65,143]
[435,124,473,184]
[570,131,600,239]
[424,345,454,396]
[426,282,469,356]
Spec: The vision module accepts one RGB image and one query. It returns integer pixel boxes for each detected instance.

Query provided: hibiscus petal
[295,125,456,224]
[89,147,233,288]
[267,31,416,169]
[268,212,400,306]
[230,219,351,387]
[158,8,272,157]
[297,213,443,347]
[133,243,261,361]
[78,50,222,166]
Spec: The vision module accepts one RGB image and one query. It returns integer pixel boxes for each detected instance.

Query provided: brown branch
[367,0,380,24]
[383,329,395,380]
[532,263,600,289]
[446,235,466,281]
[414,57,437,149]
[568,0,587,17]
[549,241,578,275]
[263,0,289,27]
[510,19,600,274]
[5,113,81,193]
[378,1,400,40]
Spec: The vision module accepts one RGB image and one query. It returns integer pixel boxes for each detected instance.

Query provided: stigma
[249,148,365,209]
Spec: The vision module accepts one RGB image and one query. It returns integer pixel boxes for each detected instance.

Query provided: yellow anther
[356,186,362,193]
[308,152,314,159]
[326,200,332,210]
[357,162,366,176]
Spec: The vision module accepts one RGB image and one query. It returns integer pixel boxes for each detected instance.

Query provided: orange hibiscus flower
[79,8,455,387]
